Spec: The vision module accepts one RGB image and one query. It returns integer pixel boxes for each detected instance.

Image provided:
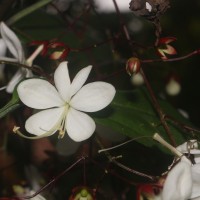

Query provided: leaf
[94,88,189,151]
[0,89,20,119]
[6,0,53,25]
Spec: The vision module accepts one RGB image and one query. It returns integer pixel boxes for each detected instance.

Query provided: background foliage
[0,0,200,199]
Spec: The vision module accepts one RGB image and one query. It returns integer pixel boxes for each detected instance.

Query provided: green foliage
[95,87,188,150]
[0,89,20,119]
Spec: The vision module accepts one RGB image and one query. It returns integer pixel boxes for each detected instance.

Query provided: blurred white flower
[130,72,144,86]
[17,61,116,142]
[0,38,7,81]
[0,22,43,93]
[165,78,181,96]
[162,141,200,200]
[46,0,72,14]
[13,185,46,200]
[162,156,193,200]
[0,22,28,93]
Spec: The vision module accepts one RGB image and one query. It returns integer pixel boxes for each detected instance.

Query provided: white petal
[25,107,65,136]
[0,22,25,63]
[6,69,24,93]
[192,164,200,179]
[17,79,64,109]
[66,108,95,142]
[191,164,200,198]
[29,190,46,200]
[195,155,200,164]
[145,2,152,12]
[70,82,116,112]
[191,183,200,199]
[0,56,18,62]
[176,140,200,154]
[0,39,6,80]
[0,38,7,56]
[54,61,71,102]
[70,65,92,97]
[162,158,192,200]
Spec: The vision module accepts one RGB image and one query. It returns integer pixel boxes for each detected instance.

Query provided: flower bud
[165,76,181,96]
[69,186,95,200]
[131,72,144,86]
[126,57,141,76]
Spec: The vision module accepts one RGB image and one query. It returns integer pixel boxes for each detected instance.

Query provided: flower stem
[142,49,200,63]
[140,69,176,146]
[112,0,176,146]
[96,138,157,181]
[20,156,85,199]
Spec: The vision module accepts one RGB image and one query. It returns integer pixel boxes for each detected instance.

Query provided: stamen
[13,126,55,139]
[14,105,69,140]
[58,118,66,138]
[58,105,69,139]
[153,133,182,157]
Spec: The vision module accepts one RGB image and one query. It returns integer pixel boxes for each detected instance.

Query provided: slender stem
[96,138,157,181]
[21,157,85,199]
[0,60,51,81]
[83,157,86,186]
[142,49,200,63]
[112,0,134,54]
[165,115,200,134]
[98,136,151,153]
[140,69,176,145]
[112,0,176,146]
[90,159,137,186]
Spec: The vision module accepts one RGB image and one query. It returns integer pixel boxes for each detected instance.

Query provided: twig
[112,0,176,146]
[21,156,85,199]
[96,138,157,181]
[142,49,200,63]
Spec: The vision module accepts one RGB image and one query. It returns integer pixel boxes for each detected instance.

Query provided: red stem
[112,0,176,145]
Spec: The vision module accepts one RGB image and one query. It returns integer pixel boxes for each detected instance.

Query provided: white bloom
[0,22,33,93]
[162,156,193,200]
[165,78,181,96]
[17,61,116,142]
[162,141,200,200]
[177,141,200,199]
[14,186,46,200]
[28,190,46,200]
[0,38,7,80]
[130,72,144,86]
[145,2,152,12]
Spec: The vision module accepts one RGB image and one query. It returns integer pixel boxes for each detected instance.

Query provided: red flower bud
[69,186,95,200]
[157,37,177,60]
[126,57,141,76]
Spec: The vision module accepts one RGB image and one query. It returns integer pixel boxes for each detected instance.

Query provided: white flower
[165,78,181,96]
[0,38,7,80]
[17,61,116,142]
[162,156,193,200]
[13,185,46,200]
[0,22,33,93]
[145,2,152,12]
[177,141,200,199]
[161,141,200,200]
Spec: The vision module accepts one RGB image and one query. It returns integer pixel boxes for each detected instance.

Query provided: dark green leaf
[0,89,21,119]
[94,88,189,151]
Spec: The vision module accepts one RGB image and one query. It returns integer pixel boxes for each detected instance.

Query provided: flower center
[58,103,69,138]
